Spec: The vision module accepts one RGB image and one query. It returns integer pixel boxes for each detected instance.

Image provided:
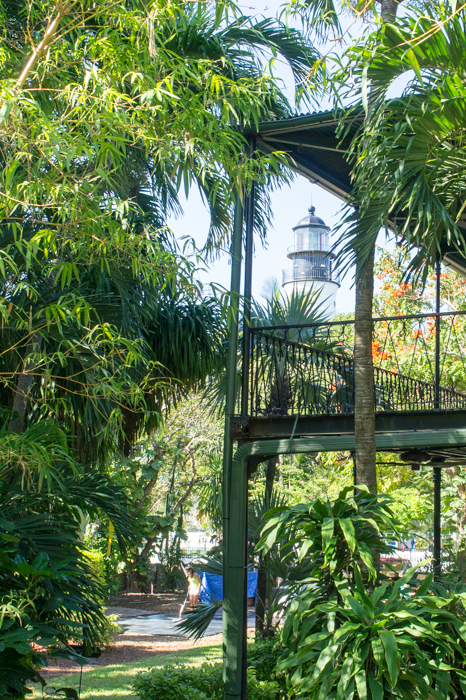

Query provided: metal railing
[248,311,466,417]
[282,257,341,286]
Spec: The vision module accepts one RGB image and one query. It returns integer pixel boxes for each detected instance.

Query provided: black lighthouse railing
[248,310,466,418]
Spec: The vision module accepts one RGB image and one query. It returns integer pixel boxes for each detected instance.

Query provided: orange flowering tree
[372,248,466,566]
[370,248,466,393]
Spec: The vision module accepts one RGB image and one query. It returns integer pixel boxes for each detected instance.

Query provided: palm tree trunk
[353,0,398,494]
[381,0,398,20]
[354,248,376,492]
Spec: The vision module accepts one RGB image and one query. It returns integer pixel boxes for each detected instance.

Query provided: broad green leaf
[322,517,335,553]
[380,630,399,687]
[354,670,367,700]
[347,596,367,621]
[337,655,354,699]
[371,638,384,668]
[367,674,383,700]
[339,517,356,553]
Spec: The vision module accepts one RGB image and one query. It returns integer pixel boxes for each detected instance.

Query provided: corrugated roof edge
[242,106,364,136]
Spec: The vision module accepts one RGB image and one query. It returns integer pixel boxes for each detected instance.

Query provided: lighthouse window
[295,226,328,252]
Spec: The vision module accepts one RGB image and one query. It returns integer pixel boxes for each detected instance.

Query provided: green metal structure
[222,109,466,700]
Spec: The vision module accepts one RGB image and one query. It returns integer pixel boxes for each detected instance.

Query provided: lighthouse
[282,206,340,317]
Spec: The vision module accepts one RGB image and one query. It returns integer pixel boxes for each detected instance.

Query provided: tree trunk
[354,247,376,492]
[380,0,398,20]
[353,0,398,494]
[9,331,42,434]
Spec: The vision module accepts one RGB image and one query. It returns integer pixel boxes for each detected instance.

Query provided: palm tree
[280,0,402,494]
[338,4,466,267]
[336,4,466,494]
[350,0,400,495]
[0,417,134,696]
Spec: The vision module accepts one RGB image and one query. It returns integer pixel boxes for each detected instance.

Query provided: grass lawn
[30,641,222,700]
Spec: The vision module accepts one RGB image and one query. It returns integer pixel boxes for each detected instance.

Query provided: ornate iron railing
[248,311,466,417]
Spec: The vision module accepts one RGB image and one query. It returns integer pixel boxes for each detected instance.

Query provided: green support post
[223,192,243,700]
[224,452,249,700]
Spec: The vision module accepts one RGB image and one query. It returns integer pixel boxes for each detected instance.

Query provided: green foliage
[247,638,286,693]
[175,599,223,640]
[0,0,321,467]
[259,486,397,584]
[0,499,105,696]
[88,396,224,593]
[253,452,353,506]
[259,485,466,699]
[0,416,133,697]
[133,662,279,700]
[280,566,466,699]
[91,614,121,649]
[335,5,466,272]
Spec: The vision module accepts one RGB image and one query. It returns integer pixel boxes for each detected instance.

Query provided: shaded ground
[41,592,209,679]
[42,633,223,679]
[108,591,186,615]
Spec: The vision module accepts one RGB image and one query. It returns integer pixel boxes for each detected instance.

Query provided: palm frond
[334,6,466,272]
[175,600,221,640]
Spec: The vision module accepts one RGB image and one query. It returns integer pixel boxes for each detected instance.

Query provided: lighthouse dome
[294,206,328,229]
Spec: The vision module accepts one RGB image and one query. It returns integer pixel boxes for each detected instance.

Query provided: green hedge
[133,662,279,700]
[247,638,285,686]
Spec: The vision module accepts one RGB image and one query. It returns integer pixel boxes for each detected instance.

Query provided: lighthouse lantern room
[282,205,340,317]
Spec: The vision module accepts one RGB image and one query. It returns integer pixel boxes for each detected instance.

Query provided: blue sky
[166,0,399,314]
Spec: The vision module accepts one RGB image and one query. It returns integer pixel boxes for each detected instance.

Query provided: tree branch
[172,451,197,515]
[135,476,159,513]
[16,2,73,91]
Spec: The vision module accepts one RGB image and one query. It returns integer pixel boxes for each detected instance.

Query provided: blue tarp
[200,570,258,602]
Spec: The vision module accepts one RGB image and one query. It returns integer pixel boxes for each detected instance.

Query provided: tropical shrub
[0,421,133,698]
[248,638,286,695]
[259,488,466,699]
[280,566,466,699]
[258,486,398,593]
[133,662,279,700]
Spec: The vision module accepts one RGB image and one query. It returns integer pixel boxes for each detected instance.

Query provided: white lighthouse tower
[282,206,340,318]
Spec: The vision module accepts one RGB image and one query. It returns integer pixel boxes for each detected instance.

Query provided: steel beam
[224,431,466,700]
[241,140,255,416]
[223,193,243,700]
[231,410,466,441]
[433,466,442,579]
[434,258,441,409]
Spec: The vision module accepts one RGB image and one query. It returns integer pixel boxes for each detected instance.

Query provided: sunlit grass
[30,641,222,700]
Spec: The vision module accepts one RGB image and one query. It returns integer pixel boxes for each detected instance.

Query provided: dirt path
[108,592,186,615]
